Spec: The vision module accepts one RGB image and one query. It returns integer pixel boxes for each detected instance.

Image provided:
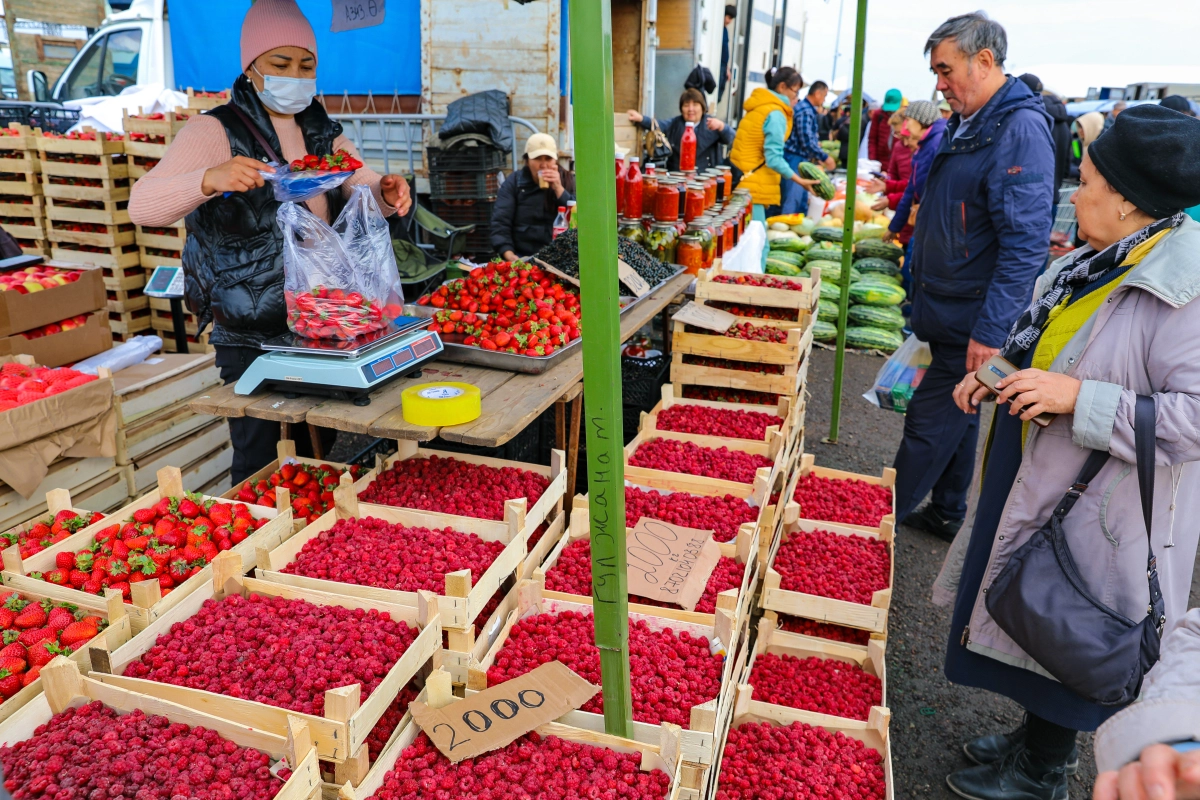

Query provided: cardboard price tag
[530,257,580,288]
[410,662,598,762]
[626,517,722,612]
[672,301,737,333]
[618,259,652,297]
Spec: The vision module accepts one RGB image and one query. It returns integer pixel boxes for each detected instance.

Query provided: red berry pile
[656,403,782,441]
[285,285,402,341]
[774,529,890,604]
[0,589,107,700]
[288,149,363,172]
[0,362,96,411]
[682,385,783,404]
[625,486,757,543]
[629,438,774,484]
[279,516,505,594]
[41,130,123,141]
[681,354,787,375]
[123,593,417,721]
[686,321,790,343]
[715,721,886,800]
[708,301,801,322]
[777,614,871,645]
[360,455,550,522]
[234,461,363,524]
[375,730,671,800]
[16,314,91,341]
[0,702,282,800]
[793,473,893,528]
[486,610,723,727]
[545,538,743,614]
[749,652,881,720]
[428,308,577,357]
[713,273,805,291]
[2,508,104,558]
[32,494,268,601]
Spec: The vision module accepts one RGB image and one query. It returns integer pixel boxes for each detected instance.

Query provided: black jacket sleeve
[490,173,520,256]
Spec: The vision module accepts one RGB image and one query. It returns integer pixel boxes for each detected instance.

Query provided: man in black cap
[1160,94,1196,116]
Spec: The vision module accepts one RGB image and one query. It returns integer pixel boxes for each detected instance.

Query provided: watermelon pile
[810,239,907,352]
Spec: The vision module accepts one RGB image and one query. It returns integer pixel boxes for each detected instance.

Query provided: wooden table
[190,271,691,497]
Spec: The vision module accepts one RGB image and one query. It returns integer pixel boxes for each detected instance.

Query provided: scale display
[145,266,186,298]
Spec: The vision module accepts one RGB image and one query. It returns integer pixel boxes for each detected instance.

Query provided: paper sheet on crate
[672,301,737,333]
[626,516,721,612]
[410,661,598,762]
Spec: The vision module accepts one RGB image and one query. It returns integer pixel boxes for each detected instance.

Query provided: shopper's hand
[995,368,1082,419]
[1094,744,1200,800]
[954,373,992,414]
[883,229,899,244]
[823,157,837,171]
[707,117,726,132]
[201,156,271,196]
[539,167,565,197]
[792,175,820,188]
[871,197,890,211]
[380,174,412,215]
[865,178,887,194]
[627,110,645,124]
[502,250,519,262]
[966,338,1000,373]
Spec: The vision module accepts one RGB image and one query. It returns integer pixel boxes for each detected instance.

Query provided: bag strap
[227,103,282,165]
[1134,394,1155,539]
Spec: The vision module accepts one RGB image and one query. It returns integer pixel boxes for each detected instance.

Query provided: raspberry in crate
[776,613,871,645]
[748,652,881,721]
[793,472,894,529]
[628,436,775,485]
[624,485,758,544]
[681,385,783,405]
[653,402,783,441]
[774,527,890,605]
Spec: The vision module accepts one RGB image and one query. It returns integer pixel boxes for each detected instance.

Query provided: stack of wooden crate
[110,351,229,498]
[0,125,46,256]
[185,88,230,111]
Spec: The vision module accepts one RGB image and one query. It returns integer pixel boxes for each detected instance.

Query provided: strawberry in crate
[234,461,363,524]
[1,509,104,559]
[0,590,109,699]
[29,495,268,600]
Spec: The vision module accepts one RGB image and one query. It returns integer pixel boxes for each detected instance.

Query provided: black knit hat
[1087,104,1200,218]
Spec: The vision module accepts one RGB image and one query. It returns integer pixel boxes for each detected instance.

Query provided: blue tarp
[169,0,421,95]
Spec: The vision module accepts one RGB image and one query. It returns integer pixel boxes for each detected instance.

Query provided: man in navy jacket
[893,12,1054,539]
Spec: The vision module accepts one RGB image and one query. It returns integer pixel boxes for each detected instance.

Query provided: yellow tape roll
[401,382,482,426]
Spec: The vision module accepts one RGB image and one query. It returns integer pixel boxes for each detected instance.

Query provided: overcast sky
[797,0,1200,101]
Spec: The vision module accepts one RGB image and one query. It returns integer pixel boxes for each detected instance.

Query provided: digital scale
[144,266,191,354]
[234,316,443,405]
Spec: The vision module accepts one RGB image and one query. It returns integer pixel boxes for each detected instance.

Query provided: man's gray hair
[925,11,1007,67]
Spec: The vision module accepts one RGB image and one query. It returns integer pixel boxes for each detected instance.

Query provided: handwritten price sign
[409,662,598,762]
[331,0,385,32]
[626,517,721,611]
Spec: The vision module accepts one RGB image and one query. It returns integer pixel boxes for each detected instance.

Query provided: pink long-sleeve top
[128,112,395,226]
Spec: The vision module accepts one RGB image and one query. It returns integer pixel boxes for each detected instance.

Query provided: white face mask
[253,65,317,115]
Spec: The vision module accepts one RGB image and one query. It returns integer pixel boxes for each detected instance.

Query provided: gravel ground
[804,346,1200,800]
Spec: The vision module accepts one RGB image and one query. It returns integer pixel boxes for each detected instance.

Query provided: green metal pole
[827,0,869,444]
[568,0,634,738]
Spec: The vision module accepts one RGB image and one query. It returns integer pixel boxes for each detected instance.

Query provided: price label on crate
[410,662,598,762]
[331,0,385,32]
[618,259,652,297]
[672,300,738,332]
[626,517,721,612]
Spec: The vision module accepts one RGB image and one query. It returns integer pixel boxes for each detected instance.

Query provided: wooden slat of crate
[126,156,154,180]
[695,266,820,312]
[792,453,897,536]
[0,173,40,196]
[107,307,152,336]
[14,238,49,257]
[47,219,136,248]
[39,155,129,181]
[128,418,230,495]
[159,333,214,354]
[0,126,41,151]
[117,401,217,465]
[35,134,124,157]
[671,315,808,366]
[0,152,39,173]
[46,197,130,225]
[107,285,147,313]
[671,346,810,397]
[197,468,232,498]
[54,244,141,270]
[0,456,116,534]
[71,466,134,513]
[113,353,220,424]
[135,225,185,249]
[150,309,198,336]
[180,441,234,495]
[1,218,46,239]
[43,177,131,203]
[186,88,230,110]
[0,196,43,217]
[140,246,182,268]
[123,108,190,141]
[122,140,168,159]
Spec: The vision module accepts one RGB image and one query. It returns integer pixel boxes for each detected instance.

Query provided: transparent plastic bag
[863,334,930,412]
[262,164,355,203]
[280,185,405,341]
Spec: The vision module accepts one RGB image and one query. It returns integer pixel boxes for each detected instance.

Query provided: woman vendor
[626,88,734,172]
[129,0,412,483]
[490,133,575,261]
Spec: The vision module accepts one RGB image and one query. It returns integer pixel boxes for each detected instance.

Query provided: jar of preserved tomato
[720,215,735,252]
[647,222,679,264]
[687,221,716,269]
[642,163,659,207]
[684,182,706,222]
[618,217,646,246]
[676,233,704,274]
[702,173,718,209]
[720,167,733,204]
[654,179,680,222]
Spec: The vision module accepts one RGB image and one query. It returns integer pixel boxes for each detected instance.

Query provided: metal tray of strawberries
[402,305,582,374]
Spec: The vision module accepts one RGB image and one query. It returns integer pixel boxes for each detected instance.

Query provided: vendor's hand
[823,156,838,171]
[201,156,271,196]
[792,175,820,188]
[707,117,726,132]
[995,368,1082,420]
[865,178,887,194]
[954,373,993,415]
[380,174,412,215]
[882,229,899,244]
[871,197,890,211]
[502,250,519,263]
[966,338,1000,373]
[627,110,644,124]
[1095,744,1200,800]
[540,168,565,197]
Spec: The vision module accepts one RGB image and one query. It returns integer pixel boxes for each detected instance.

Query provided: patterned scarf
[1002,212,1187,361]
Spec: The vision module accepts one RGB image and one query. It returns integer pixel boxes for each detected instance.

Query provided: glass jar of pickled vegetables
[618,217,646,245]
[654,179,680,222]
[684,182,706,222]
[676,233,704,274]
[647,222,679,264]
[702,173,718,209]
[687,221,716,269]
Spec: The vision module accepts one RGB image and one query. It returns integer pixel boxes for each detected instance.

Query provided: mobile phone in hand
[975,355,1055,428]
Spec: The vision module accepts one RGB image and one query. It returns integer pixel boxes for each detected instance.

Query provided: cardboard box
[0,310,112,368]
[0,263,104,337]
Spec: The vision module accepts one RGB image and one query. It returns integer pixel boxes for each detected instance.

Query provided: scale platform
[235,317,442,405]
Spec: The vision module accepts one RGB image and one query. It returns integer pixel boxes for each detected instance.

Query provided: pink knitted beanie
[240,0,318,70]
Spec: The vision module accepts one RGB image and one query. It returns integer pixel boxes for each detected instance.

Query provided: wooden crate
[0,125,41,153]
[100,262,145,291]
[122,108,190,159]
[790,453,897,536]
[0,456,116,535]
[46,217,136,248]
[624,428,783,497]
[1,466,294,633]
[106,285,147,313]
[1,657,323,800]
[116,401,217,466]
[70,466,133,513]
[107,307,152,336]
[670,316,814,397]
[159,331,214,353]
[150,307,197,335]
[14,238,49,256]
[126,155,159,180]
[95,551,442,774]
[0,172,40,197]
[42,176,131,204]
[52,243,141,270]
[35,131,125,159]
[639,383,798,449]
[127,418,230,495]
[759,518,895,634]
[186,87,230,110]
[39,153,129,183]
[112,351,220,425]
[256,481,527,642]
[0,195,43,217]
[695,265,820,315]
[46,196,130,226]
[140,246,183,269]
[178,441,234,497]
[0,216,46,240]
[0,486,111,554]
[534,497,760,633]
[135,223,185,250]
[671,305,814,366]
[0,588,131,725]
[0,150,39,175]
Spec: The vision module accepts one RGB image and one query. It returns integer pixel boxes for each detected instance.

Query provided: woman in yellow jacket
[731,67,819,225]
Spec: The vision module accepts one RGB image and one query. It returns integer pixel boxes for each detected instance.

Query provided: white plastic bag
[863,334,930,412]
[280,185,404,340]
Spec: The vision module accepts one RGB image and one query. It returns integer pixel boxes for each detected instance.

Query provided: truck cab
[27,0,170,103]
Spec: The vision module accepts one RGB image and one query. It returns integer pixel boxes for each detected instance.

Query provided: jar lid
[680,233,702,242]
[687,182,706,190]
[618,217,641,225]
[650,221,677,230]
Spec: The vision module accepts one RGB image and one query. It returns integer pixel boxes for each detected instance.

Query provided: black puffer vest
[183,75,345,348]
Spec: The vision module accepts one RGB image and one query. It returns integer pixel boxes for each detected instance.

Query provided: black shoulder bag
[985,394,1166,707]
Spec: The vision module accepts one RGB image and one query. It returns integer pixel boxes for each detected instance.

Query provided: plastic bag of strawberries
[280,185,405,341]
